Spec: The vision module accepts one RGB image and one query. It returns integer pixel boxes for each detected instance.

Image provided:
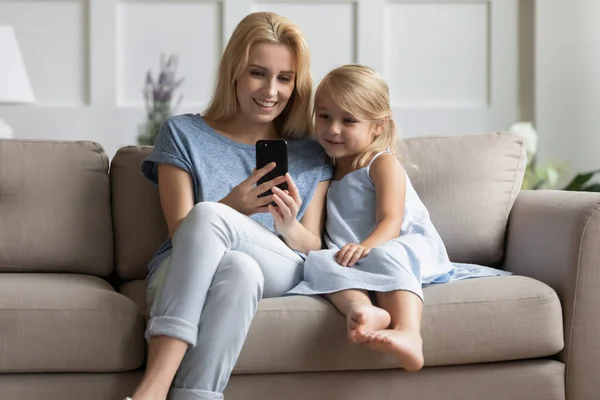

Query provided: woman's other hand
[219,162,287,216]
[269,173,303,236]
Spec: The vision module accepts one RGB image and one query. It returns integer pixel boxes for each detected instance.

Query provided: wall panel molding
[0,0,524,157]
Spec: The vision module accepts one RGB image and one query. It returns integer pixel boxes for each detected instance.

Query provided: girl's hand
[269,173,303,237]
[220,162,287,216]
[336,244,370,267]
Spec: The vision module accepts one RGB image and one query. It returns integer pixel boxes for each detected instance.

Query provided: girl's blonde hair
[314,64,402,169]
[203,12,313,138]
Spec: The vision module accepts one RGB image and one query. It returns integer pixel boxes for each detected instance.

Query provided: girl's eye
[318,114,329,120]
[343,118,357,124]
[278,76,292,83]
[250,70,265,77]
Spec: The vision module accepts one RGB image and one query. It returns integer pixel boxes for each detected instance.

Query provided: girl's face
[235,43,296,126]
[315,90,381,161]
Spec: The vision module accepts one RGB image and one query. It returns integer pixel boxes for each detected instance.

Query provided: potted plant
[137,54,184,146]
[509,122,599,192]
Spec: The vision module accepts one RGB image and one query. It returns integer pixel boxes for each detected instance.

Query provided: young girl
[287,64,510,372]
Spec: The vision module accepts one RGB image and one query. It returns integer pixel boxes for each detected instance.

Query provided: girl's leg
[326,290,391,344]
[132,202,304,400]
[338,243,425,371]
[365,290,424,371]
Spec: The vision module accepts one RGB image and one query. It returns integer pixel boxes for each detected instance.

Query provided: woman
[128,12,332,400]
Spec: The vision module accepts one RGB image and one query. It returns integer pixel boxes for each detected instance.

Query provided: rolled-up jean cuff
[145,316,198,346]
[171,388,224,400]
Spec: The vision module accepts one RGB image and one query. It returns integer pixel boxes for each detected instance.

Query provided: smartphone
[256,139,288,200]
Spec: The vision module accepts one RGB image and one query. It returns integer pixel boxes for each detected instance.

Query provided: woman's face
[236,43,297,126]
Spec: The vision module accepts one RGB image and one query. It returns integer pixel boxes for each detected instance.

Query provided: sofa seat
[120,274,564,374]
[231,275,564,374]
[0,273,145,373]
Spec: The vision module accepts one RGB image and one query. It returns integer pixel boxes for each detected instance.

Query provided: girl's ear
[373,118,386,137]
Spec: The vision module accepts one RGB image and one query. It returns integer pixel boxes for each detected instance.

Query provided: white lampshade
[0,25,34,104]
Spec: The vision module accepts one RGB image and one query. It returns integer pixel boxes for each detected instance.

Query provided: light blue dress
[287,150,511,300]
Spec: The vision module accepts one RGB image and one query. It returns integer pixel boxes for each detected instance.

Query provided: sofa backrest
[111,132,525,280]
[402,132,525,266]
[110,146,166,280]
[0,139,114,275]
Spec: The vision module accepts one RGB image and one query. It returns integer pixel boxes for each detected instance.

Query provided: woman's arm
[157,163,195,238]
[360,153,407,249]
[275,180,330,254]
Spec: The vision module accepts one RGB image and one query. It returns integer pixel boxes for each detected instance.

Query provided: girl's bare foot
[363,329,424,371]
[346,304,391,344]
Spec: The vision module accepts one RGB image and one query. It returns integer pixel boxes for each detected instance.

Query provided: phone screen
[256,139,288,199]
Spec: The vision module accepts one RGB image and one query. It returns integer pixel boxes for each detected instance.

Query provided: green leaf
[563,169,600,191]
[582,183,600,192]
[532,179,546,190]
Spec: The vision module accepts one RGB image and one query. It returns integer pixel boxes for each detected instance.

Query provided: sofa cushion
[0,273,145,373]
[110,133,525,280]
[0,140,114,275]
[119,278,149,319]
[111,146,167,280]
[403,132,525,266]
[232,275,563,374]
[225,361,565,400]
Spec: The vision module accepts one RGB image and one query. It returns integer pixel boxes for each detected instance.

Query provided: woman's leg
[170,251,264,400]
[133,259,187,400]
[132,336,188,400]
[326,290,391,344]
[133,202,303,400]
[365,290,424,371]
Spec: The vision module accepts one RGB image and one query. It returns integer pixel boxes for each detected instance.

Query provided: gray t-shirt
[141,113,333,280]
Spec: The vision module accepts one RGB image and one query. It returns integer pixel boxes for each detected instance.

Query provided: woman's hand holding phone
[219,162,287,215]
[269,173,303,236]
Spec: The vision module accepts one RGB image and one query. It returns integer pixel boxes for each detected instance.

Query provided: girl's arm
[157,163,195,238]
[361,153,407,249]
[271,179,330,254]
[298,179,330,247]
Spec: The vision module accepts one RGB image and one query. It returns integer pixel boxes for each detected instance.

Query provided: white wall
[536,0,600,179]
[1,0,526,159]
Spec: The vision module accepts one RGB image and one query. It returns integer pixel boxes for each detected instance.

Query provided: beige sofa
[0,132,598,400]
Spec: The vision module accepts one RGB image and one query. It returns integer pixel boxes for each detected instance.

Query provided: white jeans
[146,202,304,400]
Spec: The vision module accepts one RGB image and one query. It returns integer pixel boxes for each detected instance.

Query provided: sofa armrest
[504,190,600,400]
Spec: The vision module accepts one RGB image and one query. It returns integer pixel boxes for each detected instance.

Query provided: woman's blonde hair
[314,64,402,169]
[203,12,313,138]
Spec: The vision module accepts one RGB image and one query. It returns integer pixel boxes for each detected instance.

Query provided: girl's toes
[372,333,388,343]
[348,319,359,330]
